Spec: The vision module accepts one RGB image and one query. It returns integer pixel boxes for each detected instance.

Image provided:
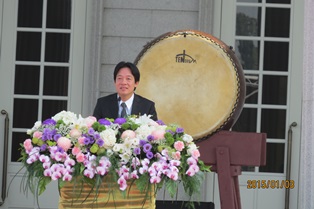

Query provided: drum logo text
[176,50,196,64]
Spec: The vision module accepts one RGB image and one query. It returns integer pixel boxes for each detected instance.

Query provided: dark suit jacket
[93,93,158,121]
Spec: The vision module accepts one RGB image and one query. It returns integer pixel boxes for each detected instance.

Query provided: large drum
[135,30,245,140]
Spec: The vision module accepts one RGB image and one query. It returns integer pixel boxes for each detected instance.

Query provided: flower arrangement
[19,111,210,208]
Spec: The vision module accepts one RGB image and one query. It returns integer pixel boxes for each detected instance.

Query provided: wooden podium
[197,131,267,209]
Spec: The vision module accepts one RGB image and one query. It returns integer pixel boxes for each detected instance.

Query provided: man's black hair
[113,61,140,82]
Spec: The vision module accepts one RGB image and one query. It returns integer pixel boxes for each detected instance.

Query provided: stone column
[82,0,104,116]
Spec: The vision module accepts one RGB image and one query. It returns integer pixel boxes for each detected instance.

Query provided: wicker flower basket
[58,176,156,209]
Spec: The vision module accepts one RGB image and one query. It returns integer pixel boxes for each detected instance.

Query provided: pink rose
[85,116,97,128]
[174,141,185,151]
[121,130,136,139]
[33,131,42,139]
[191,149,200,159]
[76,153,85,163]
[70,129,82,138]
[23,139,33,152]
[78,136,85,145]
[72,147,81,155]
[151,130,165,140]
[57,137,72,151]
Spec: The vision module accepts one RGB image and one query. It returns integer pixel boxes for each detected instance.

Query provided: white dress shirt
[118,94,134,117]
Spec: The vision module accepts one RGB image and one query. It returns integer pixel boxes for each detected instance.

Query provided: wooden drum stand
[197,131,267,209]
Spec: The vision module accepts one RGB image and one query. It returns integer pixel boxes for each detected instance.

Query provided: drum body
[135,30,245,140]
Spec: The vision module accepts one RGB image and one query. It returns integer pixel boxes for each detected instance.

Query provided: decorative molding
[82,0,104,116]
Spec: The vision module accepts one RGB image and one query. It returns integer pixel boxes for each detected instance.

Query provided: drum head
[135,30,245,140]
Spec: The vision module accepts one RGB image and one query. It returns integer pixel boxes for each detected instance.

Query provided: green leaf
[164,132,173,139]
[79,163,85,174]
[58,179,66,188]
[166,136,174,146]
[92,122,100,130]
[55,120,65,128]
[165,180,178,198]
[136,173,150,193]
[182,172,204,197]
[38,177,51,195]
[184,201,197,209]
[121,123,130,130]
[98,125,106,132]
[92,122,106,132]
[47,140,57,146]
[130,123,139,130]
[198,160,211,172]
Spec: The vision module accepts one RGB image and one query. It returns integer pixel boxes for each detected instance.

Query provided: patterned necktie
[120,102,127,118]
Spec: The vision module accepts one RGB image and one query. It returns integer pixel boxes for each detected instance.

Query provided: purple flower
[96,139,104,147]
[42,128,56,140]
[94,133,100,140]
[54,134,61,141]
[166,130,175,135]
[43,119,56,126]
[143,143,152,153]
[114,118,127,125]
[99,118,111,125]
[57,147,64,153]
[147,135,154,141]
[146,152,154,159]
[40,144,47,151]
[176,127,184,133]
[84,137,91,145]
[88,128,95,135]
[133,147,141,155]
[156,120,165,125]
[89,138,95,144]
[139,140,147,147]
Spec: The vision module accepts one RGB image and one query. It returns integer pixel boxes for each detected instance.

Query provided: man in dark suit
[93,61,158,120]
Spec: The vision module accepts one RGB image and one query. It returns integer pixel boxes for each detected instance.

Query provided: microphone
[117,96,121,102]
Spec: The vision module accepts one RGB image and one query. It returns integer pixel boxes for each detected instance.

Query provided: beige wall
[100,0,200,96]
[84,0,215,116]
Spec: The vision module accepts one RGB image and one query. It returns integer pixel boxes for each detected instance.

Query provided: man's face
[115,67,139,101]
